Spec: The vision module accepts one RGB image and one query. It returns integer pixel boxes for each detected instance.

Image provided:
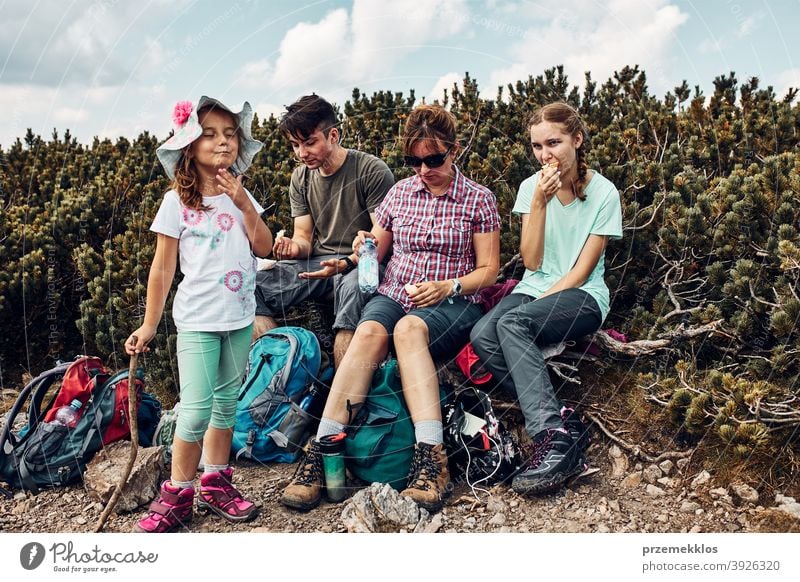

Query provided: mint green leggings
[175,324,252,442]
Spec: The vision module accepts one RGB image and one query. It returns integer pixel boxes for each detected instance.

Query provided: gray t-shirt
[289,149,395,256]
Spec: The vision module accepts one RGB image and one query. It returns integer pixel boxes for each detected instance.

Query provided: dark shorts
[254,255,382,331]
[359,294,483,360]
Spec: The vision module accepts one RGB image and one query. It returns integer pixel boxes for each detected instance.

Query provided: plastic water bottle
[358,238,379,293]
[54,399,82,428]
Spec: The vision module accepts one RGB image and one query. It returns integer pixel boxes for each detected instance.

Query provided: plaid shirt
[374,166,500,311]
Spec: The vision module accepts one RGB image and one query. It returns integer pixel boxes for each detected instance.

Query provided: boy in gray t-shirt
[254,95,394,367]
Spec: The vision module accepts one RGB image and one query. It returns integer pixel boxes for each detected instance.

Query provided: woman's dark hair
[402,104,457,156]
[173,105,243,210]
[279,94,338,140]
[528,102,589,201]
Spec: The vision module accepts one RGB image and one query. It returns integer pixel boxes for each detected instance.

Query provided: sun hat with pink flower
[156,96,263,179]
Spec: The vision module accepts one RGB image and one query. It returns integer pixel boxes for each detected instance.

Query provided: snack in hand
[541,160,560,172]
[404,283,418,296]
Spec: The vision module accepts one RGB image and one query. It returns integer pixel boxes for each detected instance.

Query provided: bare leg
[202,426,234,467]
[394,315,441,423]
[252,315,278,341]
[333,329,355,369]
[321,322,389,425]
[170,436,203,483]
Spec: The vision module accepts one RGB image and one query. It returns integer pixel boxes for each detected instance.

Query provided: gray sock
[317,418,345,439]
[414,420,443,445]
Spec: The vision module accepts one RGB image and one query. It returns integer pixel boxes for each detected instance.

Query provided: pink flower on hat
[172,101,193,126]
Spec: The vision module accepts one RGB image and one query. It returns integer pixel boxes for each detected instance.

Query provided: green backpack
[344,359,448,491]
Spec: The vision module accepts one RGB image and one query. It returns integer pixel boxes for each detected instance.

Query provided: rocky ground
[3,430,800,534]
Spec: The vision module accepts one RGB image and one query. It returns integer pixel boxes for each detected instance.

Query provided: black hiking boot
[512,428,583,495]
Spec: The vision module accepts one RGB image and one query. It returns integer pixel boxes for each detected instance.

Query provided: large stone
[608,445,629,478]
[775,494,800,520]
[658,460,674,476]
[730,483,759,505]
[643,465,663,484]
[680,501,701,513]
[690,470,711,490]
[84,442,164,513]
[341,482,432,533]
[620,471,642,489]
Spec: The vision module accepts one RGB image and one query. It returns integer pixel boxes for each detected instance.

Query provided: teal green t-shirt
[511,171,622,321]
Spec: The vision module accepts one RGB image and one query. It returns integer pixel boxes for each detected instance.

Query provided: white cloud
[53,106,89,124]
[271,9,350,90]
[255,102,284,121]
[0,83,146,146]
[775,68,800,99]
[428,73,464,105]
[239,0,470,93]
[237,59,274,89]
[698,38,726,54]
[484,0,689,97]
[736,13,763,38]
[0,1,185,86]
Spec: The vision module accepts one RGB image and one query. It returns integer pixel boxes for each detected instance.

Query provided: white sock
[169,479,194,490]
[317,418,345,439]
[414,420,443,445]
[203,463,228,475]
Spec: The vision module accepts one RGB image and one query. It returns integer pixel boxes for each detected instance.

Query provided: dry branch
[590,320,724,356]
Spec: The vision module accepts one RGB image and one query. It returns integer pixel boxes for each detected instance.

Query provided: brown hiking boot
[401,442,451,512]
[281,440,323,511]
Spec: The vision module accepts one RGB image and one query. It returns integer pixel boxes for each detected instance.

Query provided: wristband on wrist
[340,255,357,274]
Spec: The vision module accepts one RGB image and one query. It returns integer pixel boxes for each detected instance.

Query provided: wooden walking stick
[94,336,140,532]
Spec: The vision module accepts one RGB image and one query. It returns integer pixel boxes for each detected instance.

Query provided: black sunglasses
[404,147,452,168]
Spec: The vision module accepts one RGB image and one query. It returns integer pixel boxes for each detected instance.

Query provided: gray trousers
[469,289,602,437]
[254,254,382,331]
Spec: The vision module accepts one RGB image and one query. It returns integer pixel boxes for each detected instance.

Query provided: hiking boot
[401,443,451,512]
[281,440,324,511]
[560,405,590,471]
[134,480,194,533]
[197,467,259,523]
[512,428,583,495]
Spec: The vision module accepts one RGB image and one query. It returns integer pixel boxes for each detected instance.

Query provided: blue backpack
[232,327,330,463]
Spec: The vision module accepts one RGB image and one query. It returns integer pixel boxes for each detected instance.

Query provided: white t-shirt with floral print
[150,189,265,332]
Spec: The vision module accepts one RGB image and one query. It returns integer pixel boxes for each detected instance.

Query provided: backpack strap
[0,362,70,456]
[264,331,299,403]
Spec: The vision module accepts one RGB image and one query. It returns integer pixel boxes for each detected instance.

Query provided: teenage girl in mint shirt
[470,102,622,497]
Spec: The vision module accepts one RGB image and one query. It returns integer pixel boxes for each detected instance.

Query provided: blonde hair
[528,102,589,201]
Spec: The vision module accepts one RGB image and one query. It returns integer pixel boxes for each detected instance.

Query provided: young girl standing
[470,102,622,496]
[125,96,272,532]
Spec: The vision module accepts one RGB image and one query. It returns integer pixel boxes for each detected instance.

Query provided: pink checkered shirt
[374,166,500,311]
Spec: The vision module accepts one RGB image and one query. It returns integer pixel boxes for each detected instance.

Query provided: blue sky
[0,0,797,146]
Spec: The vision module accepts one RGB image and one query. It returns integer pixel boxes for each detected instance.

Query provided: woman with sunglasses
[281,104,500,513]
[470,102,622,496]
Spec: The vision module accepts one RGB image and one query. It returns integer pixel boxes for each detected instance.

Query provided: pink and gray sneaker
[197,467,259,522]
[134,480,194,533]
